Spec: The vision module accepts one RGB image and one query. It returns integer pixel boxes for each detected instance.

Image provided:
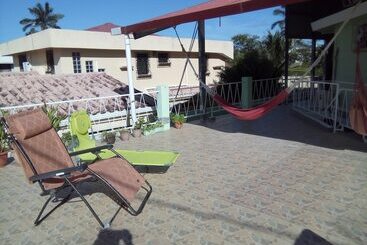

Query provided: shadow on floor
[94,229,133,245]
[190,105,367,153]
[294,229,333,245]
[148,197,297,241]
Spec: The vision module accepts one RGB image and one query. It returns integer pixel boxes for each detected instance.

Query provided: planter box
[142,126,165,136]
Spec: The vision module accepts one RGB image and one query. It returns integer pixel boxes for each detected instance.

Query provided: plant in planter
[119,129,130,141]
[0,111,10,167]
[142,121,163,136]
[102,131,116,144]
[42,103,67,131]
[61,131,79,151]
[132,117,145,138]
[170,113,186,129]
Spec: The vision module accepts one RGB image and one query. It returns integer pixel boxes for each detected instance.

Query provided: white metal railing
[335,86,354,130]
[169,78,286,119]
[291,80,358,133]
[0,92,158,136]
[169,82,242,119]
[252,78,286,105]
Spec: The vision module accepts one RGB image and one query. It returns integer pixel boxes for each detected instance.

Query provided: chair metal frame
[0,118,152,229]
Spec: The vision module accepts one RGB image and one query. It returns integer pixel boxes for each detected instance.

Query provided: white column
[124,35,137,126]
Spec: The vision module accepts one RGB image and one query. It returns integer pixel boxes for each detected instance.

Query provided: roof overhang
[311,1,367,32]
[120,0,312,39]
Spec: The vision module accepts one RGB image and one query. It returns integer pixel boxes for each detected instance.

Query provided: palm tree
[20,2,64,35]
[271,6,285,35]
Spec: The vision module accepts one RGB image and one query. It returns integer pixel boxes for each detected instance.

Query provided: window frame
[136,52,151,78]
[85,60,94,73]
[157,52,170,66]
[72,52,81,73]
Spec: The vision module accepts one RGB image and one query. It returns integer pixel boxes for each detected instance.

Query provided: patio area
[0,105,366,244]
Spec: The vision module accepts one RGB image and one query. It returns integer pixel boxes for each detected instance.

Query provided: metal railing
[0,92,158,136]
[252,78,286,105]
[170,78,285,120]
[170,82,242,120]
[292,80,357,132]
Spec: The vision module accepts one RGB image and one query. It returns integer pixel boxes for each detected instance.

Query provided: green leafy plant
[170,113,186,124]
[102,131,116,144]
[141,121,163,133]
[61,131,78,150]
[134,117,146,130]
[42,103,67,131]
[0,110,10,153]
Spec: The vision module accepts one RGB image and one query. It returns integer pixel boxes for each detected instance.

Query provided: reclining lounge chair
[1,109,152,229]
[70,110,179,173]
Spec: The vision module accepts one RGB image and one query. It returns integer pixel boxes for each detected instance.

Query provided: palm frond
[21,2,63,34]
[19,18,33,25]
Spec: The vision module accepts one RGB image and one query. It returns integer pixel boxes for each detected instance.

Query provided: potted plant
[119,129,130,141]
[0,117,10,167]
[142,121,163,136]
[61,132,79,151]
[170,113,186,129]
[132,117,145,138]
[42,103,67,131]
[103,131,116,144]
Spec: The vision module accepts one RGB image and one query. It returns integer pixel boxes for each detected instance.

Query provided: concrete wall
[0,28,233,91]
[14,48,227,91]
[334,14,367,87]
[12,49,48,73]
[0,29,233,59]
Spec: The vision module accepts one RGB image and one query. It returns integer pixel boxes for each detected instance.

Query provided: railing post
[241,77,252,109]
[156,85,170,131]
[333,84,339,133]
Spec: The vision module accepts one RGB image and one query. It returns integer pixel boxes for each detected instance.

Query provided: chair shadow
[94,229,133,245]
[294,229,333,245]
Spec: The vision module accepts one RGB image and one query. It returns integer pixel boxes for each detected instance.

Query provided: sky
[0,0,280,43]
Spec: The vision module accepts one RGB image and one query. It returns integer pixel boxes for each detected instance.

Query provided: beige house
[0,25,233,91]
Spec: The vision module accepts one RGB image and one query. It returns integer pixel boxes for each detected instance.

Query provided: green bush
[0,110,9,152]
[170,114,186,124]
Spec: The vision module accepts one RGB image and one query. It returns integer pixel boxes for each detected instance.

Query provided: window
[46,50,55,74]
[18,54,27,71]
[157,52,170,66]
[72,52,81,73]
[136,53,150,77]
[98,68,105,72]
[85,61,94,73]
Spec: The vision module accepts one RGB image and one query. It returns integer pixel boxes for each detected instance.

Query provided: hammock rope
[170,24,198,113]
[173,1,361,121]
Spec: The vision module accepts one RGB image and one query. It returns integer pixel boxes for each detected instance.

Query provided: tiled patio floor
[1,106,366,244]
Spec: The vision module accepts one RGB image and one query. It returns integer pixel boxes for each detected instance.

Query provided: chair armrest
[69,144,113,157]
[29,164,88,182]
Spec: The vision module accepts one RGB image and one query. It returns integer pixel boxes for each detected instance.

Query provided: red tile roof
[0,72,128,114]
[86,23,120,32]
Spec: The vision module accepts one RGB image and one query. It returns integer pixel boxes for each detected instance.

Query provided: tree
[271,6,285,35]
[20,2,64,35]
[219,31,285,82]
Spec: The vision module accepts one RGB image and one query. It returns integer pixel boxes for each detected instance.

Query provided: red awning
[121,0,311,38]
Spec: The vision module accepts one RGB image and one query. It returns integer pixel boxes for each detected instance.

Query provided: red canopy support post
[198,20,207,119]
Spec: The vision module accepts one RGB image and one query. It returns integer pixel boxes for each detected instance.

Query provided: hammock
[211,90,289,120]
[349,46,367,136]
[173,1,360,121]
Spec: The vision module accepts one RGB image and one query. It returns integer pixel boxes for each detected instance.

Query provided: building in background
[0,56,13,72]
[0,23,233,91]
